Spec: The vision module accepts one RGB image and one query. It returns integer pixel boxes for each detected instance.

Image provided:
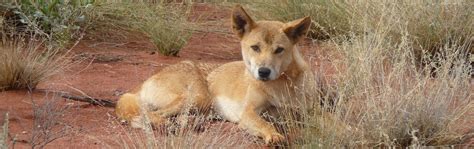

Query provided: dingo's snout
[257,67,271,81]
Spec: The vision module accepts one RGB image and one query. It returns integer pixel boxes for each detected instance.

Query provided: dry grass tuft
[30,94,75,148]
[0,39,71,90]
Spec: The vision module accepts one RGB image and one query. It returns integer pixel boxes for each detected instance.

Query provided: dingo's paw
[264,132,285,144]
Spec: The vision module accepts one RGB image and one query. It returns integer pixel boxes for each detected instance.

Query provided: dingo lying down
[116,5,342,144]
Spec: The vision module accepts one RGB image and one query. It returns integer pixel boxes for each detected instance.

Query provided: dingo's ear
[284,16,311,43]
[231,5,255,38]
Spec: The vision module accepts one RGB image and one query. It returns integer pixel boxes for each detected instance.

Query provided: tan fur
[207,5,317,144]
[115,61,217,128]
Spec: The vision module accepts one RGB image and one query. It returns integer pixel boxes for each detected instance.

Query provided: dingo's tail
[116,93,140,122]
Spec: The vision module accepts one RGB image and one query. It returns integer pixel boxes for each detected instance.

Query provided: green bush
[2,0,94,48]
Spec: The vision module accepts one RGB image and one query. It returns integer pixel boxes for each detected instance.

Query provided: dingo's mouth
[257,77,270,81]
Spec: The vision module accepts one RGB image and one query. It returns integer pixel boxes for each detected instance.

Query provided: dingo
[207,5,313,144]
[115,5,337,145]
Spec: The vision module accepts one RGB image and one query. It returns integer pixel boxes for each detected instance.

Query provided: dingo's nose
[258,67,271,79]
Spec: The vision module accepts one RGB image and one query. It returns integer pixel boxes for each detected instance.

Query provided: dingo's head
[231,5,311,81]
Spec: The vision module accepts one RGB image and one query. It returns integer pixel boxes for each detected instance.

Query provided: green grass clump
[91,2,193,56]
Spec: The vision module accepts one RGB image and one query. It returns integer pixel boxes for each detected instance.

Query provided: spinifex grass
[0,39,71,90]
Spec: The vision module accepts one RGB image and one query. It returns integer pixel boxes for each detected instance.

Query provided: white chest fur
[214,96,244,122]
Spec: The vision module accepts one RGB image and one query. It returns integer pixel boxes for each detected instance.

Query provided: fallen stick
[60,94,116,108]
[36,89,117,108]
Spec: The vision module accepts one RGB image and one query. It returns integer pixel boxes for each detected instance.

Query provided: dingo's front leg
[240,104,284,144]
[238,89,284,144]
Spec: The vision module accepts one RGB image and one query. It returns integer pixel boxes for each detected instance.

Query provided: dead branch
[60,94,116,108]
[36,89,117,108]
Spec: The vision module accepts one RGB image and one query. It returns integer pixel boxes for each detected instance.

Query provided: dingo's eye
[251,45,260,53]
[274,47,284,54]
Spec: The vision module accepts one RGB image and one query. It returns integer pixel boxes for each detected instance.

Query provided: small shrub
[30,95,74,148]
[2,0,94,48]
